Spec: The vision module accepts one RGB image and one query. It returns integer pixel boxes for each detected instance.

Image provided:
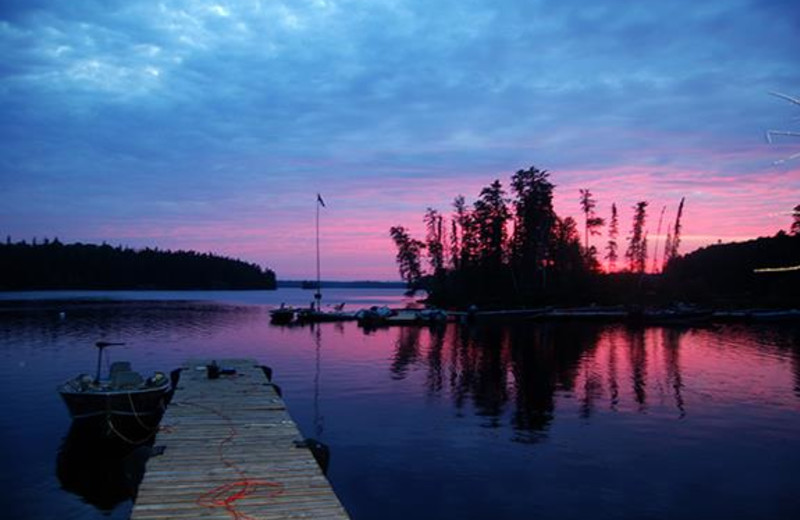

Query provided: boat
[355,307,451,328]
[295,306,355,324]
[58,341,172,437]
[269,304,296,324]
[630,305,713,326]
[355,305,397,328]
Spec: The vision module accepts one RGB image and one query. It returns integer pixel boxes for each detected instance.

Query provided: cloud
[1,0,799,279]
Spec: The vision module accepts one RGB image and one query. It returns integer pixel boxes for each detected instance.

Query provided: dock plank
[130,359,350,520]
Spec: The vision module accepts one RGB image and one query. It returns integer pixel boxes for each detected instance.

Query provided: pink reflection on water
[570,326,799,420]
[304,321,800,427]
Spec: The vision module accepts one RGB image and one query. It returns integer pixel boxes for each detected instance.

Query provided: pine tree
[424,208,445,275]
[663,197,685,267]
[625,201,648,273]
[579,189,605,258]
[605,203,619,272]
[510,166,556,293]
[473,180,510,270]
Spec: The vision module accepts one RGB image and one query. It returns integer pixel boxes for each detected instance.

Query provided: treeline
[390,165,798,308]
[0,239,277,290]
[661,231,800,307]
[390,166,680,307]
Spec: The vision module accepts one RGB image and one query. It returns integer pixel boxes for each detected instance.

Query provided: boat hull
[270,308,295,324]
[295,309,355,323]
[59,383,171,422]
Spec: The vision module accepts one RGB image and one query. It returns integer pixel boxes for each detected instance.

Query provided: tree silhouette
[389,226,426,287]
[664,197,685,268]
[579,189,604,267]
[390,166,598,306]
[510,166,556,294]
[452,195,479,270]
[792,204,800,235]
[424,208,445,276]
[605,203,619,272]
[473,180,510,272]
[625,201,648,273]
[0,240,276,290]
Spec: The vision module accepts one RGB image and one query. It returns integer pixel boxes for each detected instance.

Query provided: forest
[0,239,277,290]
[390,165,799,309]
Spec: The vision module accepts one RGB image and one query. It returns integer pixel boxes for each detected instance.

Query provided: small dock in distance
[130,359,350,520]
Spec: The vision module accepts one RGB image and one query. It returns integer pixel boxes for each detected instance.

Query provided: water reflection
[2,297,798,520]
[0,299,261,343]
[56,422,152,511]
[385,321,799,443]
[627,328,647,410]
[507,324,601,441]
[663,328,686,418]
[390,327,422,381]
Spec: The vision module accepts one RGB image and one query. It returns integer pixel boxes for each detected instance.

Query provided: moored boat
[58,342,172,440]
[295,307,355,323]
[630,305,713,326]
[269,304,296,324]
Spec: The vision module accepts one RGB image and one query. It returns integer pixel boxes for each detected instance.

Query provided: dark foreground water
[0,290,798,520]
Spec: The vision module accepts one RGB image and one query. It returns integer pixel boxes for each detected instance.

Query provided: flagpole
[315,195,322,311]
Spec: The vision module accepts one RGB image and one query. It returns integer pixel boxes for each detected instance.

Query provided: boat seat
[111,370,144,389]
[110,361,132,374]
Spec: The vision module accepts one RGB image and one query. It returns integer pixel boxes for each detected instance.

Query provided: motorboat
[295,303,355,324]
[58,342,172,437]
[269,304,296,324]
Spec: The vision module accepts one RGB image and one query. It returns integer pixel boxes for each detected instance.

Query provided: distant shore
[278,280,406,289]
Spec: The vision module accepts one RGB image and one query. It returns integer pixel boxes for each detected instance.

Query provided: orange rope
[177,400,284,519]
[197,480,283,520]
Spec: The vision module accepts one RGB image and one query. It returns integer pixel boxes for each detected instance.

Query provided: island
[0,239,277,290]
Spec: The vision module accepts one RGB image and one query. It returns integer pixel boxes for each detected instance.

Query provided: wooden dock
[130,359,350,520]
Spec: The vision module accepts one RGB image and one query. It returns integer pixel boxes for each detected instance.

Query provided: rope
[197,480,283,520]
[104,392,165,445]
[128,390,158,431]
[106,416,157,445]
[176,400,284,519]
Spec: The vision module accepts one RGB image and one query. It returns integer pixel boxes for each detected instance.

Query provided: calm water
[0,289,798,519]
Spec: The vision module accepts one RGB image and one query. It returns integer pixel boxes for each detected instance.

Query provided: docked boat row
[271,304,800,328]
[270,304,450,328]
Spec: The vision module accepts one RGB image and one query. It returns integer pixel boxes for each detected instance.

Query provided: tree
[605,203,619,272]
[452,195,479,270]
[473,180,510,271]
[625,201,648,273]
[510,166,556,294]
[550,216,585,275]
[0,241,276,290]
[424,208,445,275]
[579,189,605,265]
[792,204,800,235]
[449,196,467,270]
[449,219,460,270]
[663,197,685,268]
[390,226,426,287]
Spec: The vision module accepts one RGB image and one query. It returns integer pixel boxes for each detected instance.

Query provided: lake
[0,289,798,519]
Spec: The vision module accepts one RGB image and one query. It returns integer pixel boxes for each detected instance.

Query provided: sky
[1,0,798,280]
